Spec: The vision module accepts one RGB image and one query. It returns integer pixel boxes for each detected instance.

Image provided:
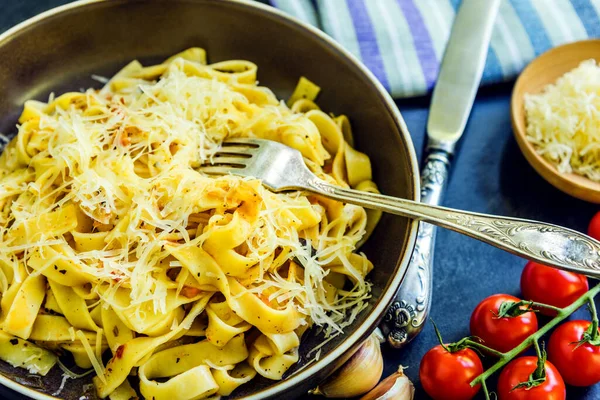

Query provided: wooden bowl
[511,39,600,203]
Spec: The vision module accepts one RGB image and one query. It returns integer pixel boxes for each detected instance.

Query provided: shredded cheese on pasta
[0,48,381,399]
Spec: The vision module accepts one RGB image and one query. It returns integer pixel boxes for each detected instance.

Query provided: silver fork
[201,138,600,279]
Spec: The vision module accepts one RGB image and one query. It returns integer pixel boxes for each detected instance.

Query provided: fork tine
[215,145,256,156]
[198,165,241,176]
[207,156,248,166]
[222,137,262,147]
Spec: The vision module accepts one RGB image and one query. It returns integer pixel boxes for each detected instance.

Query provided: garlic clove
[360,367,414,400]
[312,333,383,398]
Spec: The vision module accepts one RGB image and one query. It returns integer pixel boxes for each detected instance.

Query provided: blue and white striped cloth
[269,0,600,98]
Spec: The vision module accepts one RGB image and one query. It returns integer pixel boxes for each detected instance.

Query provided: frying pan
[0,0,420,398]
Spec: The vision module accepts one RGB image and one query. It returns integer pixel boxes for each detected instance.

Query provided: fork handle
[307,178,600,279]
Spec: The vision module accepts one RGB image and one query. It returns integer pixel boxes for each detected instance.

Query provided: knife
[379,0,501,348]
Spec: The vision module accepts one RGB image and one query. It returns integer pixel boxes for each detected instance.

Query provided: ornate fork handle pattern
[445,213,600,273]
[308,171,600,282]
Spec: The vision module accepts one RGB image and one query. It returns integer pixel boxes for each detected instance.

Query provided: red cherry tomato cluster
[417,212,600,400]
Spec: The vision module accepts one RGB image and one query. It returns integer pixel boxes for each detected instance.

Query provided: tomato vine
[466,283,600,399]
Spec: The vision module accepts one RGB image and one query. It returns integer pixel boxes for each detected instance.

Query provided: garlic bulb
[312,333,383,398]
[360,367,414,400]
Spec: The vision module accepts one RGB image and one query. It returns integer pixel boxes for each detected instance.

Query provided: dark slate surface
[0,1,598,399]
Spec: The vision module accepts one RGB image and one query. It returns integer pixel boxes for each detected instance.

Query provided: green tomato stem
[463,339,504,358]
[430,319,451,352]
[589,297,599,342]
[481,379,490,399]
[471,282,600,389]
[526,301,563,313]
[533,339,542,359]
[531,339,546,381]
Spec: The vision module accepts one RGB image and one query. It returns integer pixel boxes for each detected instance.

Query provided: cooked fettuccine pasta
[0,48,381,399]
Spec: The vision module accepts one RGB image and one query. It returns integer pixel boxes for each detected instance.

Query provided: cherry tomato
[419,344,482,400]
[470,294,538,353]
[520,261,588,316]
[588,211,600,241]
[497,356,565,400]
[548,320,600,386]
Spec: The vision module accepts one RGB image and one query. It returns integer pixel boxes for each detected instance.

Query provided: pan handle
[379,147,451,348]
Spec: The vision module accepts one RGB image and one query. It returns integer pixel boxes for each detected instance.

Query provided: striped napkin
[269,0,600,98]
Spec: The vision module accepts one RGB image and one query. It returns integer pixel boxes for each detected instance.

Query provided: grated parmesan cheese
[525,59,600,181]
[1,56,373,345]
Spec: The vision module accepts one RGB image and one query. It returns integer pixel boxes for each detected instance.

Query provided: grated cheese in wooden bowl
[525,59,600,182]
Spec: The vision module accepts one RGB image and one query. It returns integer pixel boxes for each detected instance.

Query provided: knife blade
[381,0,501,348]
[428,0,501,148]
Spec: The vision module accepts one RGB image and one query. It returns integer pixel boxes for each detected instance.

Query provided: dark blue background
[0,1,598,399]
